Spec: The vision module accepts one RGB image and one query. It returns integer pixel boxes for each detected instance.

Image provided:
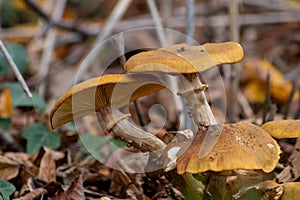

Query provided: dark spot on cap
[176,47,185,53]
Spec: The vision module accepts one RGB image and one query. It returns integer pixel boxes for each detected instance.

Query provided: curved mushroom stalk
[50,74,167,153]
[99,105,166,152]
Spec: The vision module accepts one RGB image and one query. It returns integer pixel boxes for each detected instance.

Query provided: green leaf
[0,82,45,112]
[79,133,126,162]
[0,43,27,75]
[0,179,16,200]
[109,139,126,152]
[21,123,60,155]
[0,118,11,130]
[79,133,109,161]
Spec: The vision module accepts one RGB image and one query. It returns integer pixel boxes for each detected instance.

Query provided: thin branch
[185,0,195,44]
[146,0,168,46]
[37,0,67,96]
[227,0,240,122]
[262,73,271,124]
[94,0,132,44]
[69,0,132,88]
[283,82,296,119]
[24,0,94,38]
[0,40,32,97]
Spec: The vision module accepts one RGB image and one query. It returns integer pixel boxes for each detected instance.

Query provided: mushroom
[50,73,167,152]
[261,119,300,139]
[162,122,281,174]
[124,42,244,127]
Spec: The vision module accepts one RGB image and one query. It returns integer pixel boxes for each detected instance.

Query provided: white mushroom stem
[178,73,217,126]
[99,105,166,152]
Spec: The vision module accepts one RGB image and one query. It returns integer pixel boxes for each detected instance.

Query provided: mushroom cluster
[50,41,282,199]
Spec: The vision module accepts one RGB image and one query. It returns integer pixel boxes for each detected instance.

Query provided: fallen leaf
[14,188,47,200]
[34,147,56,183]
[49,174,85,200]
[277,138,300,183]
[0,180,16,200]
[0,155,20,180]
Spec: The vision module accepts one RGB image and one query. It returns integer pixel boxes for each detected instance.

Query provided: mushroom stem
[178,73,217,126]
[99,105,166,152]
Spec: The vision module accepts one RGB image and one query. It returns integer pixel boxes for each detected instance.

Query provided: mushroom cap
[50,74,165,129]
[163,122,281,174]
[281,182,300,200]
[124,42,244,74]
[261,119,300,139]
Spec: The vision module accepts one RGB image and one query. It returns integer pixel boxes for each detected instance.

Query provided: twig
[24,0,94,38]
[68,0,132,90]
[227,0,240,122]
[262,73,271,124]
[147,0,187,131]
[283,82,297,119]
[94,0,132,44]
[185,0,195,44]
[146,0,169,46]
[160,0,172,27]
[37,0,67,96]
[0,40,32,97]
[295,87,300,119]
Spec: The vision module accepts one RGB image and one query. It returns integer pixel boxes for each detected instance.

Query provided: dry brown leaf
[261,119,300,139]
[0,155,20,180]
[49,174,85,200]
[14,187,47,200]
[277,138,300,183]
[34,147,56,183]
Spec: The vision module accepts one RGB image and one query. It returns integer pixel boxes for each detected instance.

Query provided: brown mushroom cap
[50,74,165,129]
[124,42,244,74]
[163,122,281,174]
[261,119,300,139]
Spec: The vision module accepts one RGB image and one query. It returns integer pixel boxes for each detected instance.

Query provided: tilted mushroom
[50,73,166,152]
[124,42,244,127]
[162,122,281,174]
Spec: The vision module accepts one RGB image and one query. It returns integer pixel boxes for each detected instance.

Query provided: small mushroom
[124,42,244,126]
[162,122,281,174]
[50,73,167,152]
[261,119,300,139]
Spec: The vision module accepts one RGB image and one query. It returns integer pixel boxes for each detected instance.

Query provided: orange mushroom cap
[124,42,244,74]
[50,74,165,129]
[163,122,281,174]
[261,119,300,139]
